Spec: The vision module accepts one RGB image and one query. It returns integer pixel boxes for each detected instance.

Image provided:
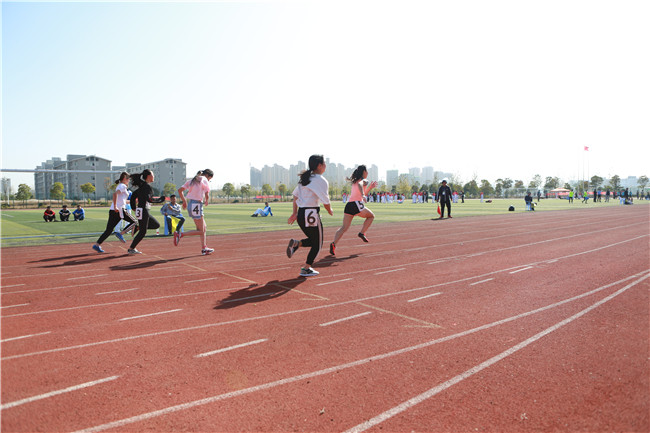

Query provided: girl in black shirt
[128,169,165,254]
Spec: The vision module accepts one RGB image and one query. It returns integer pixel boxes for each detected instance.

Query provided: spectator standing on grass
[286,154,333,277]
[436,179,452,219]
[175,169,214,255]
[92,172,138,253]
[525,192,534,211]
[59,205,71,221]
[73,205,85,221]
[329,165,377,256]
[43,206,55,222]
[160,194,185,234]
[127,169,166,255]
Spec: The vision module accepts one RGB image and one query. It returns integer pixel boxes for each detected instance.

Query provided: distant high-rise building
[1,177,12,199]
[386,170,399,187]
[249,167,262,189]
[421,166,434,184]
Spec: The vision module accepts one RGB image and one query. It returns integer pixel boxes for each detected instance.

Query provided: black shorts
[344,201,365,216]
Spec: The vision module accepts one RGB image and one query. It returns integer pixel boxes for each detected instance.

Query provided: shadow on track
[109,257,186,271]
[313,254,360,269]
[38,255,124,268]
[214,278,305,310]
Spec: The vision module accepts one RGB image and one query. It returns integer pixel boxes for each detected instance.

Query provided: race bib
[135,208,144,220]
[303,209,319,227]
[190,202,203,217]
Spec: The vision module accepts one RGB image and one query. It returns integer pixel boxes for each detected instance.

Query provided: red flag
[437,204,441,215]
[584,146,590,151]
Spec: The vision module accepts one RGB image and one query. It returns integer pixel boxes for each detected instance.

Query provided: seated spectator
[43,206,56,222]
[160,194,185,235]
[59,205,71,221]
[251,202,273,217]
[73,205,85,221]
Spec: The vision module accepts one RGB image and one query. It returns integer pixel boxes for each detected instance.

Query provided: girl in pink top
[329,165,377,255]
[176,169,214,255]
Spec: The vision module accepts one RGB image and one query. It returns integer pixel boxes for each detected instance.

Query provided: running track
[1,205,648,432]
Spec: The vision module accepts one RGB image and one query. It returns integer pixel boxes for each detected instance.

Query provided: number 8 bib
[304,209,319,227]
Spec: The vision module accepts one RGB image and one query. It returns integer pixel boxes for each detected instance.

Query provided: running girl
[127,169,165,254]
[176,169,214,255]
[286,155,333,277]
[92,172,138,253]
[329,165,377,255]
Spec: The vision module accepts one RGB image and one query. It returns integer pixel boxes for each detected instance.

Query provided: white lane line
[195,339,268,358]
[5,270,647,362]
[1,331,51,343]
[222,292,283,303]
[1,376,119,410]
[257,267,293,273]
[470,278,493,286]
[407,292,442,303]
[319,312,372,327]
[96,288,140,295]
[74,271,650,433]
[67,274,108,280]
[374,268,405,275]
[317,278,353,286]
[344,273,650,433]
[119,309,182,321]
[0,303,30,309]
[185,277,221,283]
[509,266,534,274]
[1,284,25,289]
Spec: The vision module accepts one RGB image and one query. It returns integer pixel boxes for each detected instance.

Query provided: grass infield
[1,198,644,248]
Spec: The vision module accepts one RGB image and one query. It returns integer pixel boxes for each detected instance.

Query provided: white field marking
[427,259,447,265]
[319,312,372,327]
[74,272,650,433]
[470,278,494,286]
[1,331,51,343]
[195,339,268,358]
[510,266,534,274]
[0,303,30,309]
[343,272,650,433]
[185,277,221,283]
[317,278,353,286]
[96,288,140,295]
[219,271,258,285]
[407,292,442,303]
[119,309,182,321]
[374,268,405,275]
[4,268,648,362]
[1,284,25,289]
[221,292,283,303]
[67,274,108,281]
[1,376,119,411]
[256,267,293,273]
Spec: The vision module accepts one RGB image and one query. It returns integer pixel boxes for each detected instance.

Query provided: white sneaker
[127,248,142,254]
[299,267,319,277]
[202,247,214,255]
[286,239,299,258]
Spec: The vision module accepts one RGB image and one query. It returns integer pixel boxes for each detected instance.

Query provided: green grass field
[1,198,644,248]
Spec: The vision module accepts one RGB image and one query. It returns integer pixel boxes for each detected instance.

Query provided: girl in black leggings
[92,172,137,253]
[127,169,165,254]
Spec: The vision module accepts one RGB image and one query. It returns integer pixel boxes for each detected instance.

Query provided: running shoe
[92,244,105,253]
[202,247,214,256]
[114,232,126,243]
[286,239,299,258]
[127,248,142,254]
[358,232,369,243]
[173,231,181,246]
[299,267,319,277]
[329,242,336,255]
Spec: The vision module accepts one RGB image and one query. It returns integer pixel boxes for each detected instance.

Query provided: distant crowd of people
[43,205,85,222]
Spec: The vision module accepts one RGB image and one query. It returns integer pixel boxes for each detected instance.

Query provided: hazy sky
[2,0,649,191]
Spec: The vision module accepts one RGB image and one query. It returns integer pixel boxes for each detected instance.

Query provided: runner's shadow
[314,254,360,269]
[109,257,186,271]
[29,254,90,263]
[214,278,305,310]
[39,255,123,268]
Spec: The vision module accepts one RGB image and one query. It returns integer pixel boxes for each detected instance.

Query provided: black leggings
[297,207,323,266]
[130,207,160,249]
[97,210,137,244]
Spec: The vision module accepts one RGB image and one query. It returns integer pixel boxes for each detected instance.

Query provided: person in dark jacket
[127,169,165,254]
[436,179,452,219]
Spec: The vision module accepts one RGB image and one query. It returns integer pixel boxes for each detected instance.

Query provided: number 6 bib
[303,209,319,227]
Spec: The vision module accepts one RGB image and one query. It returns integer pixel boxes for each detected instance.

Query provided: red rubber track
[1,205,648,432]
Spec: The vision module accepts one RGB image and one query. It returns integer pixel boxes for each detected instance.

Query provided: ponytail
[347,165,367,184]
[115,171,129,185]
[298,154,325,186]
[130,169,152,188]
[191,169,214,185]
